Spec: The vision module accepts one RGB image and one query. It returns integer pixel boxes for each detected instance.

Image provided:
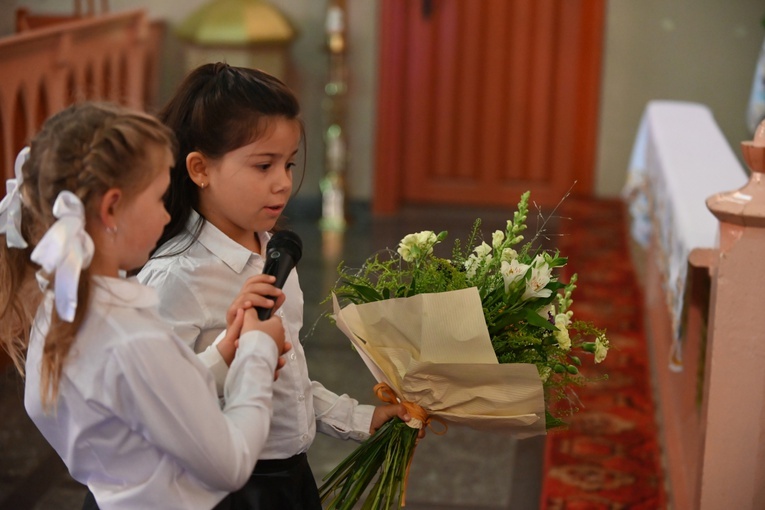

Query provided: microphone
[255,230,303,320]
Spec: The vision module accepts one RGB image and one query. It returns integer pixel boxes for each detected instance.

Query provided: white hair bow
[31,191,95,322]
[0,147,30,248]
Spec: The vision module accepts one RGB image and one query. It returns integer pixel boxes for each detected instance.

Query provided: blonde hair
[0,102,176,408]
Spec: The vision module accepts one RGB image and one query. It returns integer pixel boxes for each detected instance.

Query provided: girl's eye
[286,162,296,171]
[255,163,271,171]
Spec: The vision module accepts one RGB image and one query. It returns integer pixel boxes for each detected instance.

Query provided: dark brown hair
[155,62,304,252]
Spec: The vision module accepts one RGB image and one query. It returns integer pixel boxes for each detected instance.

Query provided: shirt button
[301,434,309,443]
[290,352,296,360]
[298,394,305,402]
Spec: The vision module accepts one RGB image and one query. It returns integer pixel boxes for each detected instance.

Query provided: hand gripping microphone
[255,230,303,320]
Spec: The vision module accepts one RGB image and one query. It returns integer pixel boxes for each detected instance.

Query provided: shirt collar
[188,209,269,274]
[91,276,158,309]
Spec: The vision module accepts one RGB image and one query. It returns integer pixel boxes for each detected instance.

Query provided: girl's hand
[370,404,427,439]
[226,275,286,327]
[216,309,243,366]
[271,342,292,381]
[241,307,291,380]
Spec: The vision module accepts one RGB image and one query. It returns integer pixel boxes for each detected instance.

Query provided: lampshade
[176,0,295,46]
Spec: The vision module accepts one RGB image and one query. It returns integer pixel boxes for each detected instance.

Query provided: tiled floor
[0,202,547,510]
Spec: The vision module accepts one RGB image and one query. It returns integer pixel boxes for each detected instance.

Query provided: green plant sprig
[320,418,418,510]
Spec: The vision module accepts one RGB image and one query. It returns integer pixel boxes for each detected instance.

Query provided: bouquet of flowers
[319,192,609,510]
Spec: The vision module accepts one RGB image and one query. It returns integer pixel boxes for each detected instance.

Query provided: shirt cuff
[197,345,229,397]
[350,404,375,442]
[313,382,375,442]
[237,330,280,362]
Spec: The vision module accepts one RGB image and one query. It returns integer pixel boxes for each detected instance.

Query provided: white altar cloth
[623,100,748,369]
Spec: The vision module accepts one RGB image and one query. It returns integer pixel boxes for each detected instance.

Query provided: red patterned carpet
[539,199,668,509]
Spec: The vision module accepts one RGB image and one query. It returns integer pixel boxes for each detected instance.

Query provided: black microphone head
[265,230,303,266]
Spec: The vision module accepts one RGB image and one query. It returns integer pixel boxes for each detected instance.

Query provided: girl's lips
[264,205,284,216]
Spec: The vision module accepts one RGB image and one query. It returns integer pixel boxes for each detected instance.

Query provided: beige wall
[3,0,763,200]
[598,0,764,197]
[1,0,363,205]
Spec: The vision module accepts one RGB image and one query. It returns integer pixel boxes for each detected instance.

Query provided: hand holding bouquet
[320,192,609,510]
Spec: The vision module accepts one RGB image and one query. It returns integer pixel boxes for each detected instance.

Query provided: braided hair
[0,101,176,409]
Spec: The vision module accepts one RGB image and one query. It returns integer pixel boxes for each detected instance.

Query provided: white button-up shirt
[138,211,373,460]
[25,276,279,510]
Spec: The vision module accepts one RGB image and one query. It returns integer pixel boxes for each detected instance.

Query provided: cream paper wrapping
[332,287,547,439]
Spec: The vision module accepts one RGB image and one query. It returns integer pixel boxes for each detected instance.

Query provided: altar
[624,100,747,365]
[624,100,757,509]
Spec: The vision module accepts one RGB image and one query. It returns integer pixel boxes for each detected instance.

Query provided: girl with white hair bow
[0,102,291,510]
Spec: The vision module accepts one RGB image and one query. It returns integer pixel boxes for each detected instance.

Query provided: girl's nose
[274,165,293,191]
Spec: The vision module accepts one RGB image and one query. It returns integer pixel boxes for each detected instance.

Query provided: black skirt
[228,453,322,510]
[80,453,320,510]
[82,490,238,510]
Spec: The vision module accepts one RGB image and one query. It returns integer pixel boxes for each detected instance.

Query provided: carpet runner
[539,198,668,509]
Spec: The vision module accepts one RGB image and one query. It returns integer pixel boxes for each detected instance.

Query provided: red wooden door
[373,0,605,214]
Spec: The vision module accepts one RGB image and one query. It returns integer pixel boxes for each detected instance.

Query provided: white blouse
[25,276,279,510]
[138,211,374,460]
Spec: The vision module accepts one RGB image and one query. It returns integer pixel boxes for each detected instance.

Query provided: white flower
[464,242,493,280]
[522,262,553,300]
[531,253,547,268]
[474,242,492,258]
[500,259,529,293]
[594,334,608,363]
[537,303,554,320]
[492,230,504,249]
[397,231,437,262]
[554,313,571,350]
[464,254,479,278]
[415,231,436,246]
[500,247,517,262]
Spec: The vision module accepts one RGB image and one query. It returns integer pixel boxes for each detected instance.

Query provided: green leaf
[545,410,567,429]
[524,309,558,331]
[349,284,385,303]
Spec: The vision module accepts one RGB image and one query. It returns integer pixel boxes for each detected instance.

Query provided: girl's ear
[186,151,209,188]
[99,188,122,231]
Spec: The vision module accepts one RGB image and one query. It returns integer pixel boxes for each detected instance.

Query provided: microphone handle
[254,254,296,320]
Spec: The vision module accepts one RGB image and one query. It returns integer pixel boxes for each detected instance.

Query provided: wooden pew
[0,8,164,370]
[0,9,165,184]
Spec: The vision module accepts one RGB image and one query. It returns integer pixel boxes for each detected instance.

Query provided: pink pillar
[698,123,765,509]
